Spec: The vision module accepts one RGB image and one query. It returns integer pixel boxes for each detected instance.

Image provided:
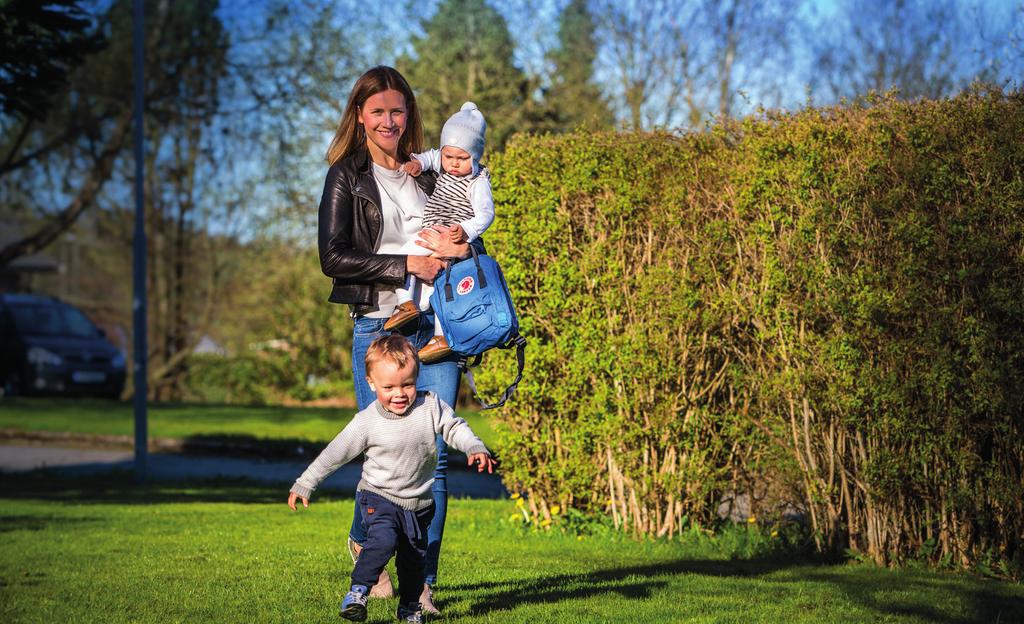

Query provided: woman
[317,65,476,615]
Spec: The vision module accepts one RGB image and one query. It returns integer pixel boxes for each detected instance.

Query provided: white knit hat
[440,102,486,175]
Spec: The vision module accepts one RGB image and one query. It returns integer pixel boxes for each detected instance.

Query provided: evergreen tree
[398,0,528,152]
[544,0,614,131]
[0,0,105,120]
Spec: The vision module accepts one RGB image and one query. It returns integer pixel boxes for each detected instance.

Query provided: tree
[0,0,188,270]
[137,0,406,398]
[398,0,530,151]
[228,0,387,231]
[590,0,691,129]
[811,0,1004,102]
[701,0,795,120]
[590,0,795,129]
[542,0,614,131]
[0,0,105,120]
[135,1,229,400]
[227,241,354,381]
[2,0,402,400]
[1,0,234,399]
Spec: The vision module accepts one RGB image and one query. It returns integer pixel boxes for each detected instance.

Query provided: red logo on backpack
[457,276,475,295]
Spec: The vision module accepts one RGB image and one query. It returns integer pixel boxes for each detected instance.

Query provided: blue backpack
[430,246,526,409]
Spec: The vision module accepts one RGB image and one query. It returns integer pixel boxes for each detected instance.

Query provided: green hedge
[478,88,1024,573]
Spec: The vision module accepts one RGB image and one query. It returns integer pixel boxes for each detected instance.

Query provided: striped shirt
[423,166,490,229]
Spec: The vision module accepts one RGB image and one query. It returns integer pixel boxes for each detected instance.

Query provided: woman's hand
[407,255,445,283]
[416,226,471,259]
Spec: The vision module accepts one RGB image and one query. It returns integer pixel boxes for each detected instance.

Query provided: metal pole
[132,0,148,483]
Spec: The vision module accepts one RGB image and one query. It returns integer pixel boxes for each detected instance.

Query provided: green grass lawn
[0,397,496,451]
[0,474,1020,623]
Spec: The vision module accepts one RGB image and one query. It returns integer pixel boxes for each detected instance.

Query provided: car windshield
[9,303,99,338]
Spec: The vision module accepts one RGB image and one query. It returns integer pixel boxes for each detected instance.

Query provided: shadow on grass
[792,567,1024,624]
[0,471,337,505]
[173,434,327,459]
[0,396,355,418]
[448,557,797,615]
[174,434,474,464]
[448,558,1023,624]
[0,513,103,533]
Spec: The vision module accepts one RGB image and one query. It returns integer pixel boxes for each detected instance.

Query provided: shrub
[182,352,293,405]
[478,87,1024,573]
[183,246,355,405]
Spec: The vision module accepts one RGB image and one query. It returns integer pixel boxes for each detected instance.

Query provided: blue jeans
[349,311,461,586]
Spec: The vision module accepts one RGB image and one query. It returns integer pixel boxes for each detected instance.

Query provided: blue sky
[221,0,1021,124]
[43,0,1020,241]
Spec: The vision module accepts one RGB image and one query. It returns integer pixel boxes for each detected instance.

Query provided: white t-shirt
[365,162,427,318]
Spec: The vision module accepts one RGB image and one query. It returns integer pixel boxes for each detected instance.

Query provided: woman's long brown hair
[325,66,424,166]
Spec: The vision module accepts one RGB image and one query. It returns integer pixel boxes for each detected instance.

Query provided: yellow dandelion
[771,530,779,537]
[510,492,521,500]
[540,518,551,527]
[549,505,561,516]
[508,514,521,523]
[747,516,756,523]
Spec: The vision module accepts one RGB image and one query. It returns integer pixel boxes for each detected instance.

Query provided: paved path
[0,444,507,499]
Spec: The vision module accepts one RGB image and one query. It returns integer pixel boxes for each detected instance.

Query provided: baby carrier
[430,246,526,409]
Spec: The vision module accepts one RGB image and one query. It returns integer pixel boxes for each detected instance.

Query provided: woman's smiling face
[358,89,407,159]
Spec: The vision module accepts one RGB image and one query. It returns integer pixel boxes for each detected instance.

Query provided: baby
[385,102,495,363]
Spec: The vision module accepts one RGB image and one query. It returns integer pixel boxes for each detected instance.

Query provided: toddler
[287,334,495,622]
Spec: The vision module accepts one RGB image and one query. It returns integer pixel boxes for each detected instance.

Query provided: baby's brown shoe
[384,301,420,331]
[418,336,452,363]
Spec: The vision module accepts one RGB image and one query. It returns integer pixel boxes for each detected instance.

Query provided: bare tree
[129,0,387,398]
[0,1,172,270]
[811,0,1004,102]
[224,0,404,239]
[591,0,695,129]
[702,0,795,120]
[590,0,795,130]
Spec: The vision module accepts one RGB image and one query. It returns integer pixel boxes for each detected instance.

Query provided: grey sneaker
[396,601,423,623]
[339,584,368,621]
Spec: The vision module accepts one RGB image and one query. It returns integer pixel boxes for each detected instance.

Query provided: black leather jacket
[317,148,484,315]
[318,148,431,313]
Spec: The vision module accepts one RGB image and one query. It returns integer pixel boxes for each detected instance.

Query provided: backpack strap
[443,245,488,302]
[459,334,527,410]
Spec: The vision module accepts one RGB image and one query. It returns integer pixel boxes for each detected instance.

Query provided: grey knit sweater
[289,392,489,511]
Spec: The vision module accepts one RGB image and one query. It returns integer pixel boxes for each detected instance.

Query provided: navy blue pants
[351,490,435,605]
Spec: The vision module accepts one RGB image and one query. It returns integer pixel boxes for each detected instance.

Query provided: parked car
[0,293,126,398]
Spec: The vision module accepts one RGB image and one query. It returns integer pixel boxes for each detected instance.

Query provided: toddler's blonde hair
[365,334,420,376]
